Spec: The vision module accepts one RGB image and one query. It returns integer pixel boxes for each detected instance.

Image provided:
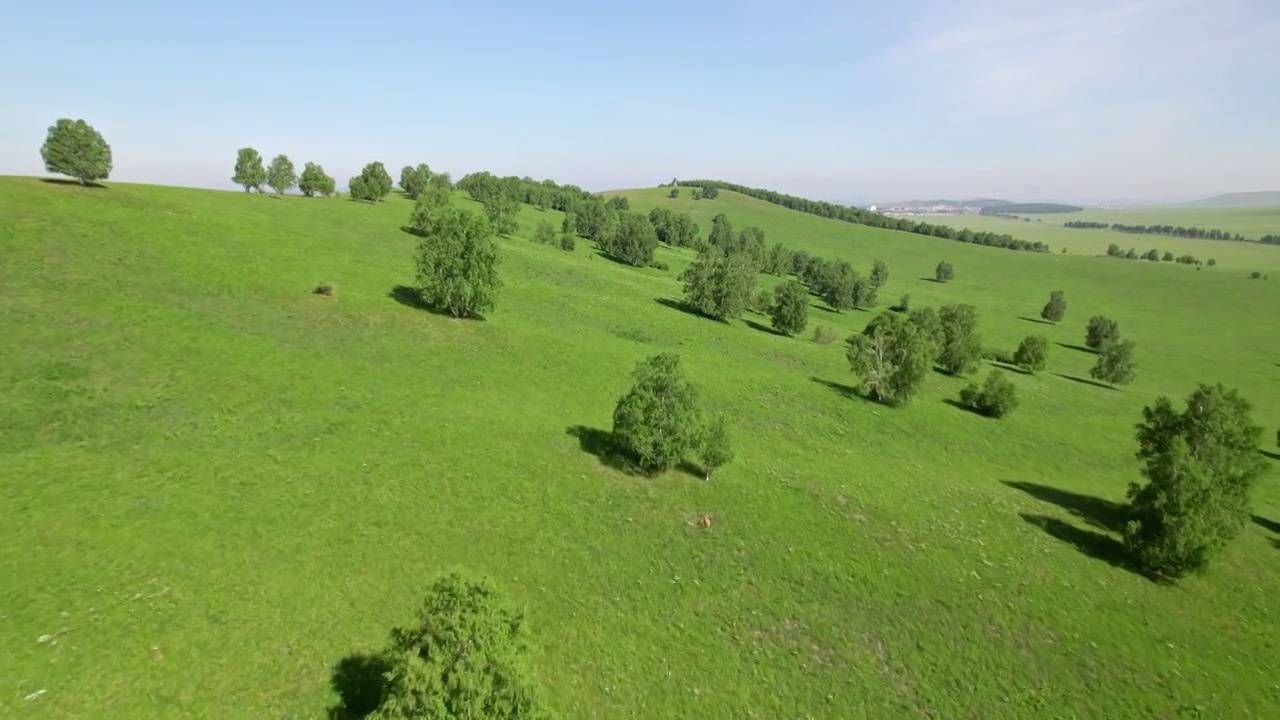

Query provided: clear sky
[2,0,1278,202]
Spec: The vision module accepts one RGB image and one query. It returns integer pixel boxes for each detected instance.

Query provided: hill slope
[3,177,1280,719]
[1179,191,1280,208]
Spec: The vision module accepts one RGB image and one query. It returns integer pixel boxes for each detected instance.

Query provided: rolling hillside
[4,177,1280,719]
[1179,191,1280,208]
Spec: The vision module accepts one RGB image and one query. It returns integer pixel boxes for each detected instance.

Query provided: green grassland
[924,211,1280,271]
[3,177,1279,719]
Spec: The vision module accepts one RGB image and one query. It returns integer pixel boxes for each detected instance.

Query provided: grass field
[924,211,1280,272]
[3,176,1280,719]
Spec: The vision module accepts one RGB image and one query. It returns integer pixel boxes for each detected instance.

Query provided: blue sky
[2,0,1278,202]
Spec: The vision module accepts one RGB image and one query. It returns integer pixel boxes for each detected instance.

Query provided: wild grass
[2,177,1279,718]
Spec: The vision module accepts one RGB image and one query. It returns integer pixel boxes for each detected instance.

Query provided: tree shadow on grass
[655,297,727,323]
[1054,340,1095,353]
[1018,316,1055,325]
[1018,514,1151,578]
[565,425,701,479]
[327,652,391,720]
[918,277,945,283]
[986,359,1030,374]
[942,397,987,417]
[1254,515,1280,534]
[388,285,485,320]
[1054,372,1114,390]
[1002,480,1127,533]
[1259,449,1280,462]
[744,318,785,336]
[39,177,106,189]
[809,376,889,406]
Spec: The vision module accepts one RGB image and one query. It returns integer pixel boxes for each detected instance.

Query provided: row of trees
[232,148,339,197]
[1105,243,1213,266]
[671,180,1051,252]
[1069,220,1248,242]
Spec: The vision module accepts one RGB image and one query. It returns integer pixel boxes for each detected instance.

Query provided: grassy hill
[4,177,1280,719]
[1180,191,1280,208]
[928,211,1280,269]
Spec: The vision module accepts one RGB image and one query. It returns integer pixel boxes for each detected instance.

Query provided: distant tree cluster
[1105,243,1207,265]
[457,171,596,214]
[41,118,112,185]
[677,180,1051,252]
[231,147,335,197]
[1070,220,1249,242]
[1261,234,1280,245]
[844,302,983,405]
[647,208,700,248]
[980,203,1082,214]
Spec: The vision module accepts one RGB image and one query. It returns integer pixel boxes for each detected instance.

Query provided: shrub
[1125,384,1267,578]
[669,187,679,199]
[1207,259,1216,267]
[1090,339,1136,387]
[1085,316,1120,351]
[41,118,112,185]
[359,572,549,719]
[649,260,670,272]
[812,324,836,345]
[1250,271,1263,279]
[895,293,910,312]
[935,261,954,282]
[412,206,501,318]
[604,212,659,267]
[870,259,889,289]
[611,354,703,474]
[558,232,576,252]
[313,283,333,296]
[846,312,934,405]
[1040,290,1066,323]
[771,281,809,336]
[959,369,1019,418]
[698,415,733,480]
[1013,335,1049,372]
[533,219,557,244]
[1162,251,1174,262]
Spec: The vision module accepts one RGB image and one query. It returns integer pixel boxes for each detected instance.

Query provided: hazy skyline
[2,0,1277,202]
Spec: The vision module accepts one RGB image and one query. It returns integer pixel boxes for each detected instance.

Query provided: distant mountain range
[1176,192,1280,208]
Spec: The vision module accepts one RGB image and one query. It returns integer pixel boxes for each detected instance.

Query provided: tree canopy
[40,118,112,184]
[846,311,933,405]
[266,154,297,195]
[298,162,335,197]
[611,354,703,474]
[232,147,267,193]
[937,304,983,376]
[399,163,432,199]
[1125,384,1267,578]
[770,280,809,336]
[602,212,659,267]
[1091,338,1136,387]
[935,261,955,282]
[364,572,548,720]
[1085,316,1121,352]
[680,247,756,320]
[1013,335,1049,373]
[1041,291,1067,323]
[349,161,393,202]
[412,206,501,318]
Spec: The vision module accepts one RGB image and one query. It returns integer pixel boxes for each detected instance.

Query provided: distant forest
[676,180,1050,253]
[1065,220,1270,244]
[980,203,1083,215]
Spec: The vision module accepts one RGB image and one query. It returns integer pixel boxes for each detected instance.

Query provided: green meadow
[926,207,1280,272]
[3,177,1279,719]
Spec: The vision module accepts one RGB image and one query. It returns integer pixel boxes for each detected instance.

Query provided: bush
[1125,384,1267,578]
[649,260,670,271]
[1085,316,1120,351]
[698,415,733,480]
[1012,335,1049,372]
[1090,339,1136,387]
[935,261,954,282]
[558,232,576,252]
[611,354,703,474]
[753,288,773,314]
[959,370,1019,418]
[533,219,557,245]
[669,187,679,199]
[812,324,836,345]
[313,283,333,296]
[894,293,910,312]
[604,212,659,267]
[41,118,112,185]
[1040,290,1066,323]
[771,281,809,336]
[1250,270,1263,279]
[356,572,549,719]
